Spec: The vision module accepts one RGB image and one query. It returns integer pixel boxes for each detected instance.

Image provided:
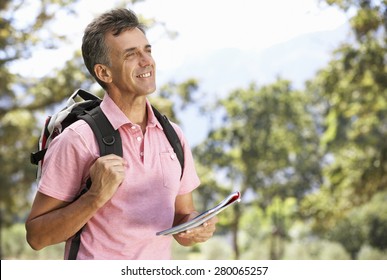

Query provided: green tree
[267,196,297,260]
[0,0,81,247]
[194,79,322,259]
[301,0,387,257]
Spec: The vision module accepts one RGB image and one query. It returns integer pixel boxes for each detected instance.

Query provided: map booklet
[156,191,241,236]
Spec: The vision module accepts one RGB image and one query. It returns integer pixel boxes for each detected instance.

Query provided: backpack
[30,88,185,259]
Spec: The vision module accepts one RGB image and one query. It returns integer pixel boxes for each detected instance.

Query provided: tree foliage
[301,0,387,257]
[194,79,323,258]
[0,0,83,228]
[191,0,387,260]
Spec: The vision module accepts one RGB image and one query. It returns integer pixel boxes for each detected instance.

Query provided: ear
[94,64,112,83]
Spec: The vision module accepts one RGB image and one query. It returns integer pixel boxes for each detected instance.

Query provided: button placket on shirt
[129,124,144,159]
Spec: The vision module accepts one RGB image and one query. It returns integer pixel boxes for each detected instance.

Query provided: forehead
[105,27,149,52]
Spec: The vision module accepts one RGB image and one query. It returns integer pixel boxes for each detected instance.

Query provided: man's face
[105,27,156,97]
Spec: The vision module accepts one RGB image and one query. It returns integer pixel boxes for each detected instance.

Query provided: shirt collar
[100,93,163,130]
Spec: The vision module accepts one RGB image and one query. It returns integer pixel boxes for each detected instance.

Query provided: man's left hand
[174,213,218,245]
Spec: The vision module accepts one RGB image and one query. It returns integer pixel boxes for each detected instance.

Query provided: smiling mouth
[137,72,151,78]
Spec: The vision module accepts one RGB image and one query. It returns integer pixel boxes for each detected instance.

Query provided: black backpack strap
[79,106,123,157]
[30,149,46,165]
[75,88,100,101]
[152,106,185,177]
[67,106,122,260]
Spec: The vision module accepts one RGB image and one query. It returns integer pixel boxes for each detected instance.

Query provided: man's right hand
[88,154,127,207]
[25,154,126,251]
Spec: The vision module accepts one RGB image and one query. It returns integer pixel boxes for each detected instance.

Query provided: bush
[2,223,64,259]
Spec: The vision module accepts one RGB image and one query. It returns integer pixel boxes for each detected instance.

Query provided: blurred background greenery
[0,0,386,260]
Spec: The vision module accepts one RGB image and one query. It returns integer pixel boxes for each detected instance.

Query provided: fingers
[95,154,127,168]
[91,155,126,182]
[177,216,218,243]
[88,154,127,206]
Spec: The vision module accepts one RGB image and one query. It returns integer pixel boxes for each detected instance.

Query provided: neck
[107,90,148,133]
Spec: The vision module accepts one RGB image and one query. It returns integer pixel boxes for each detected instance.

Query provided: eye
[145,46,152,54]
[124,49,137,59]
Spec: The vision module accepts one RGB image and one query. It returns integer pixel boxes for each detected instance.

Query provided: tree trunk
[232,203,241,260]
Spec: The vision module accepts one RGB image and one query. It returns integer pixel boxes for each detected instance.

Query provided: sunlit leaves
[301,0,387,257]
[0,0,81,227]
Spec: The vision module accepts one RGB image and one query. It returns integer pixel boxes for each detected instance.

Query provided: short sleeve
[38,121,97,202]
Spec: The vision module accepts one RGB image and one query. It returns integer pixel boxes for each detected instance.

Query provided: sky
[137,0,348,71]
[11,0,349,145]
[13,0,348,78]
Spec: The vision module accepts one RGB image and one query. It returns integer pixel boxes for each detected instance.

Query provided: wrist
[81,189,107,210]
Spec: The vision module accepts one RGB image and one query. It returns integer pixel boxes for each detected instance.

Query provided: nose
[139,51,153,68]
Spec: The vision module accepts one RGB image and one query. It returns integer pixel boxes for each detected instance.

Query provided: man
[25,8,217,260]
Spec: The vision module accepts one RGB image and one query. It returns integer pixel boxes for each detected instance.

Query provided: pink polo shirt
[38,93,200,259]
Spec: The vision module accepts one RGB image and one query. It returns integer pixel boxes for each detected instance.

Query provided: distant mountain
[161,23,350,97]
[161,23,351,145]
[256,23,351,88]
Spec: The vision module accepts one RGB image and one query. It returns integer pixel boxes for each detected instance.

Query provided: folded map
[156,191,241,236]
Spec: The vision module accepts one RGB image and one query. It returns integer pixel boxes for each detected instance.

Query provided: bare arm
[25,154,126,250]
[173,192,218,246]
[26,191,101,250]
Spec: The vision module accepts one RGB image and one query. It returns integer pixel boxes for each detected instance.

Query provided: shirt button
[131,125,136,130]
[170,154,176,159]
[140,152,144,157]
[136,136,142,142]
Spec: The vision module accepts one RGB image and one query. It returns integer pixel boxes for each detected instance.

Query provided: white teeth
[137,72,151,78]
